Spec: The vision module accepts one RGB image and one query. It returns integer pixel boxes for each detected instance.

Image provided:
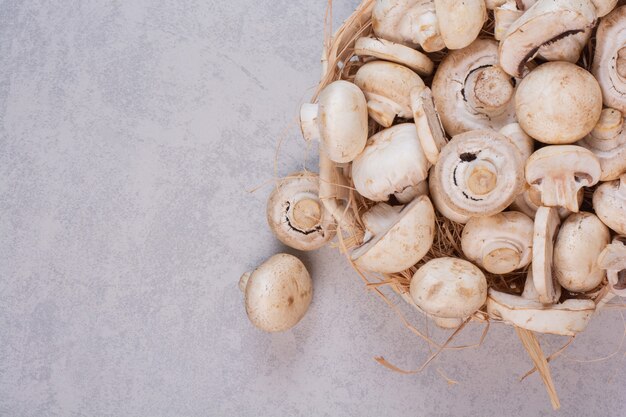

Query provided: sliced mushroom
[267,172,336,251]
[432,39,520,136]
[597,235,626,297]
[352,123,430,202]
[411,85,448,164]
[461,211,534,274]
[434,0,486,50]
[593,173,626,234]
[593,6,626,113]
[532,206,561,304]
[354,61,425,128]
[354,36,434,75]
[499,0,597,78]
[240,254,312,332]
[410,257,488,326]
[554,212,611,292]
[430,129,525,217]
[372,0,445,52]
[300,81,368,163]
[515,62,603,144]
[352,196,435,273]
[525,145,601,212]
[577,108,626,181]
[510,184,582,220]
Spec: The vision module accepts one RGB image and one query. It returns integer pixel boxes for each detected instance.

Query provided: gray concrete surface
[1,1,624,416]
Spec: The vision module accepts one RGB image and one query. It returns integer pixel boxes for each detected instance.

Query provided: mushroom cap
[592,6,626,112]
[352,123,430,202]
[354,37,434,75]
[411,86,448,164]
[354,61,425,127]
[593,174,626,234]
[592,0,618,17]
[461,211,534,274]
[432,39,519,136]
[301,80,368,163]
[532,206,561,304]
[267,172,336,251]
[428,167,471,224]
[352,196,435,273]
[554,212,610,292]
[597,235,626,296]
[410,257,488,319]
[536,27,591,63]
[434,0,486,50]
[525,145,601,212]
[515,62,603,144]
[499,123,535,161]
[498,0,597,78]
[494,1,524,41]
[242,254,312,333]
[578,108,626,180]
[430,129,525,217]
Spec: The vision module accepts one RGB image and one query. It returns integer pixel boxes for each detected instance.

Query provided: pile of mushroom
[241,0,626,344]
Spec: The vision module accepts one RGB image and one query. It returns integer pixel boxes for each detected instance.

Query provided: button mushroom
[498,0,597,78]
[411,85,448,164]
[430,129,525,218]
[351,196,435,273]
[352,123,430,203]
[428,167,471,224]
[410,257,488,328]
[432,39,520,136]
[353,61,425,128]
[554,212,611,292]
[500,123,535,162]
[525,145,601,212]
[267,172,336,251]
[597,235,626,297]
[592,6,626,113]
[240,254,313,332]
[577,108,626,181]
[461,211,534,274]
[433,0,487,50]
[354,36,434,76]
[300,80,368,163]
[593,173,626,234]
[515,62,603,144]
[532,206,562,304]
[510,184,582,220]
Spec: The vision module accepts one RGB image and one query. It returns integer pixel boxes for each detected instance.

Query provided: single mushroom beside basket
[593,173,626,234]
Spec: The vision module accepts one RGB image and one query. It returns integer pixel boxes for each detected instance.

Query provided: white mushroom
[593,173,626,234]
[240,254,313,332]
[532,206,562,304]
[597,235,626,297]
[410,257,488,327]
[461,211,534,274]
[354,61,425,128]
[432,39,520,136]
[577,108,626,181]
[411,85,448,164]
[494,1,524,41]
[267,172,336,251]
[352,123,430,203]
[498,0,597,78]
[300,80,368,163]
[430,129,525,217]
[354,36,434,75]
[372,0,445,52]
[499,123,534,161]
[510,184,582,220]
[592,6,626,113]
[554,212,611,292]
[352,196,435,273]
[515,62,603,144]
[433,0,487,50]
[525,145,601,212]
[428,167,471,224]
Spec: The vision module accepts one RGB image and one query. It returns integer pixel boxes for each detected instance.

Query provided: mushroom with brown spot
[593,173,626,234]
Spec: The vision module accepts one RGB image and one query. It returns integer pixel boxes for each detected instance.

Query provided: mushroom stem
[481,241,522,274]
[538,178,581,212]
[465,66,514,115]
[465,161,498,195]
[239,272,251,292]
[366,95,398,128]
[290,196,322,231]
[300,103,321,142]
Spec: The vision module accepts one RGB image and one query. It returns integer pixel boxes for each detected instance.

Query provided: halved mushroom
[354,37,434,75]
[432,39,520,136]
[515,62,603,144]
[410,257,488,328]
[240,253,312,332]
[593,173,626,234]
[532,206,561,304]
[498,0,597,78]
[597,235,626,297]
[510,184,582,220]
[461,211,534,274]
[434,0,487,50]
[525,145,602,212]
[352,196,435,273]
[372,0,445,52]
[352,123,430,203]
[411,85,448,164]
[554,212,611,292]
[592,6,626,113]
[577,108,626,181]
[354,61,425,128]
[430,129,525,217]
[487,272,596,336]
[267,172,336,251]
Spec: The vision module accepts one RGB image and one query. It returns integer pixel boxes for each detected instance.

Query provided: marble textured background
[1,1,624,416]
